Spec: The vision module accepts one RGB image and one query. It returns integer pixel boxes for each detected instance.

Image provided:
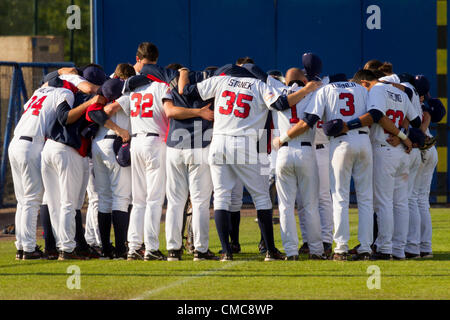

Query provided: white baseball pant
[298,143,334,245]
[331,132,373,254]
[165,146,213,252]
[410,147,438,254]
[84,159,101,247]
[91,138,131,213]
[9,136,45,252]
[127,134,166,253]
[373,144,409,258]
[405,148,422,254]
[276,144,323,256]
[209,135,272,211]
[41,139,85,252]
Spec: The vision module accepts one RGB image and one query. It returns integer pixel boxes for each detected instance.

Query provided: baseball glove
[419,135,437,151]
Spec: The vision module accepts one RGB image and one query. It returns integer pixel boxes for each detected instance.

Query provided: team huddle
[9,42,444,262]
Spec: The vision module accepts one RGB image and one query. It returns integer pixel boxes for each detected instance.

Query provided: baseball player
[9,81,81,259]
[285,66,334,256]
[271,73,325,260]
[406,75,440,258]
[88,77,133,259]
[349,69,421,260]
[111,72,213,261]
[183,67,321,261]
[41,72,110,260]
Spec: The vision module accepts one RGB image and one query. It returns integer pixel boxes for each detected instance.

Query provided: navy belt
[131,133,159,138]
[334,131,368,138]
[104,135,117,139]
[281,142,312,148]
[19,136,33,142]
[316,144,325,150]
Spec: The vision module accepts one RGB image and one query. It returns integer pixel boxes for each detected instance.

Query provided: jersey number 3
[219,91,253,119]
[339,93,355,116]
[131,93,153,118]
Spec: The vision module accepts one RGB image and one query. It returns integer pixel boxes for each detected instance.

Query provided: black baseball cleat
[77,246,101,259]
[309,253,328,260]
[348,244,361,255]
[323,242,333,256]
[350,252,371,261]
[298,242,309,255]
[15,250,23,260]
[144,250,167,261]
[231,243,241,254]
[23,246,44,260]
[420,252,433,259]
[370,252,393,260]
[127,249,144,261]
[220,253,233,262]
[99,251,115,260]
[58,250,88,260]
[114,251,128,260]
[264,248,285,261]
[258,239,267,255]
[285,255,299,261]
[405,252,420,259]
[193,250,219,261]
[167,249,183,261]
[43,249,59,260]
[332,252,348,261]
[392,255,406,261]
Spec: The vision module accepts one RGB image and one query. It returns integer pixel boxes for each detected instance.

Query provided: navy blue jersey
[140,64,213,149]
[46,91,92,151]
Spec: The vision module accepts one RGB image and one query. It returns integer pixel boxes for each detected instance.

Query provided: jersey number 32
[131,93,153,118]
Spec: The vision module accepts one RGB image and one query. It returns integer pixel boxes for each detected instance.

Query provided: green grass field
[0,208,449,300]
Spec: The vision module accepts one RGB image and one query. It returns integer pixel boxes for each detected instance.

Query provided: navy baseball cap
[302,53,322,81]
[83,66,108,86]
[408,128,426,148]
[322,119,344,136]
[113,137,131,167]
[398,73,414,84]
[329,73,347,83]
[424,98,446,123]
[413,75,430,97]
[99,78,124,102]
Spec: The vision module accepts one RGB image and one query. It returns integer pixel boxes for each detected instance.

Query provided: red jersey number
[25,95,47,116]
[131,93,154,118]
[385,109,404,132]
[339,93,355,116]
[219,91,253,119]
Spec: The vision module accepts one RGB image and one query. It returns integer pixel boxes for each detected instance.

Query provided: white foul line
[130,261,244,300]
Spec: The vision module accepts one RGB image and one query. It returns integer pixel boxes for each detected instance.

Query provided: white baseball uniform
[196,75,281,211]
[306,81,373,254]
[117,81,170,254]
[297,122,334,245]
[369,82,419,258]
[84,159,101,247]
[272,84,324,256]
[91,103,131,214]
[9,86,73,253]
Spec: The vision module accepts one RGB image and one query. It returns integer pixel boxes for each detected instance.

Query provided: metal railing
[0,61,75,207]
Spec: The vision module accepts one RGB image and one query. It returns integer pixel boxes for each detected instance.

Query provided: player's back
[272,84,315,143]
[369,82,417,145]
[14,86,74,139]
[200,75,277,136]
[120,81,170,137]
[318,81,368,123]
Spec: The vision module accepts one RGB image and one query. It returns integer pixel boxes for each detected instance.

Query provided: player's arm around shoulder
[163,99,214,121]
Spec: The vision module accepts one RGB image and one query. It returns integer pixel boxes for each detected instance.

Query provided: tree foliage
[0,0,91,66]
